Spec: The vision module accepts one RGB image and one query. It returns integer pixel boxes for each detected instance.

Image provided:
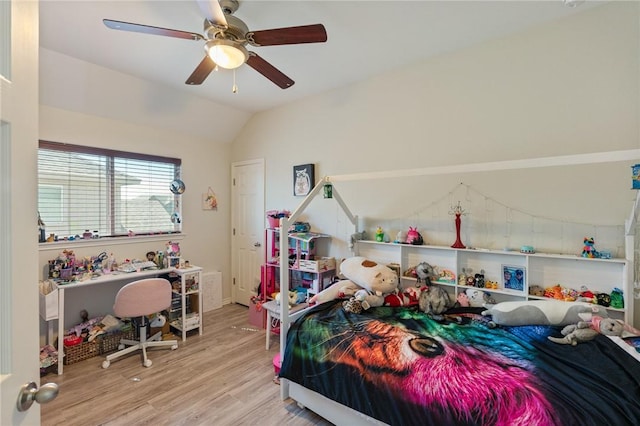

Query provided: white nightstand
[262,300,310,350]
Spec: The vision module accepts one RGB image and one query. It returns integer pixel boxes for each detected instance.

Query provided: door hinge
[233,228,235,236]
[233,277,235,285]
[233,178,236,186]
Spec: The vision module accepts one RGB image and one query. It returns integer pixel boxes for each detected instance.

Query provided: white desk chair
[102,278,178,369]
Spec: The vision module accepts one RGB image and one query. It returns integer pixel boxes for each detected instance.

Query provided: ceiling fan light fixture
[205,39,248,69]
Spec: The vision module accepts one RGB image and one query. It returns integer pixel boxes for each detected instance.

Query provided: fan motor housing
[204,14,248,43]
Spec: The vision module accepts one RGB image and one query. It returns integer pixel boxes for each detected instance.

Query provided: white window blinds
[38,141,182,239]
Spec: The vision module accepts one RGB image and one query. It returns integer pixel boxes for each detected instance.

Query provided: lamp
[205,39,248,69]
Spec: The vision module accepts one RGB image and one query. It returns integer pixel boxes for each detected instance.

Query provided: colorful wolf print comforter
[279,301,640,426]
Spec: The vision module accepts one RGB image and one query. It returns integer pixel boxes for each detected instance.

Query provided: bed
[279,301,640,426]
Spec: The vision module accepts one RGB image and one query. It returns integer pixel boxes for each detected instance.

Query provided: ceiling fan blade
[246,52,294,89]
[196,0,228,29]
[103,19,204,40]
[247,24,327,47]
[185,56,217,85]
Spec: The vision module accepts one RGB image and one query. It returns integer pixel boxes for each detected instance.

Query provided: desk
[55,266,202,374]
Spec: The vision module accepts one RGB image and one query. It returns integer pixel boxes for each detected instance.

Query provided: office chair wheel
[102,360,110,369]
[144,359,153,367]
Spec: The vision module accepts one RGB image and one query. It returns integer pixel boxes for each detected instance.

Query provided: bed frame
[275,152,640,424]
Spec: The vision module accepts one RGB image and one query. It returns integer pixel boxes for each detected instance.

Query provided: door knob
[254,242,261,247]
[16,381,59,412]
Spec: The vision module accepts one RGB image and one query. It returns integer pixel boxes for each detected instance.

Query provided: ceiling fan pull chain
[232,69,238,93]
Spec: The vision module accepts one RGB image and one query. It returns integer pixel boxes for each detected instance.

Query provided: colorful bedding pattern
[280,301,640,426]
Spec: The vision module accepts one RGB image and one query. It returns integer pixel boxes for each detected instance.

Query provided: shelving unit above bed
[356,240,631,323]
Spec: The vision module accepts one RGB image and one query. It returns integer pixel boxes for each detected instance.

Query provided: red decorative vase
[451,213,466,249]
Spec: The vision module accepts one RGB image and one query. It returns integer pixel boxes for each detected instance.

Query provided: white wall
[232,1,638,247]
[231,3,640,321]
[36,2,640,334]
[38,106,232,339]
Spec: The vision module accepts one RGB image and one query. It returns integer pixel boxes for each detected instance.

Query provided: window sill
[38,233,185,252]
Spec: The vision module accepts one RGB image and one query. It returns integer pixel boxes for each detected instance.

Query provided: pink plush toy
[406,227,424,245]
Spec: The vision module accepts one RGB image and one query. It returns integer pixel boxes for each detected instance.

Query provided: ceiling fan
[103,0,327,89]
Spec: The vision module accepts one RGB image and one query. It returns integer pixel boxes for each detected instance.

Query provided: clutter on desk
[45,241,191,284]
[46,249,112,283]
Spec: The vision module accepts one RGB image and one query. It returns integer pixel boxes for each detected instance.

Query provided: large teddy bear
[309,257,399,311]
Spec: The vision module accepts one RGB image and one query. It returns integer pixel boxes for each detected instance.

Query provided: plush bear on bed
[309,256,399,311]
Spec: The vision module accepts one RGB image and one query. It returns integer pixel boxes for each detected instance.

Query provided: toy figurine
[581,237,599,258]
[406,227,424,245]
[375,226,384,242]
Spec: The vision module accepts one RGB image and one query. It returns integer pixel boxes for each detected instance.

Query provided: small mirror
[170,179,185,194]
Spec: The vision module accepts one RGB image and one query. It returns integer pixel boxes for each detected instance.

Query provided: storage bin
[297,257,336,273]
[63,340,99,365]
[98,329,136,355]
[39,285,58,321]
[248,300,266,329]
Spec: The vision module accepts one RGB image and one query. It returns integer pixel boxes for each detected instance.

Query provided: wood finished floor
[40,304,333,426]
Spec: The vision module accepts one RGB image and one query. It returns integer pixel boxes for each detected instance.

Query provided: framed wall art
[293,163,315,196]
[202,187,218,210]
[502,265,525,291]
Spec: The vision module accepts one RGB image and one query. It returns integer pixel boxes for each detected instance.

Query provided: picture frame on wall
[502,264,525,291]
[293,163,315,196]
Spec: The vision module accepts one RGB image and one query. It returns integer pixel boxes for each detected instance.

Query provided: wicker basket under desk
[98,329,136,355]
[63,341,99,365]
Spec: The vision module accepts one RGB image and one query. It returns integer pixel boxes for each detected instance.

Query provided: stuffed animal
[458,267,469,285]
[274,291,298,306]
[309,257,399,312]
[596,292,611,307]
[548,316,627,346]
[485,280,498,290]
[581,237,599,258]
[384,287,422,307]
[529,285,545,297]
[415,262,437,284]
[610,288,624,309]
[308,279,361,305]
[465,288,495,307]
[341,257,399,311]
[406,227,424,245]
[482,300,609,327]
[418,285,452,318]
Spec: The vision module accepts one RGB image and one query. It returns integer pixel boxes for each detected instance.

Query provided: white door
[1,1,56,424]
[231,159,265,306]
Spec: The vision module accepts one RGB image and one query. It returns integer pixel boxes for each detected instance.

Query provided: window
[38,141,182,239]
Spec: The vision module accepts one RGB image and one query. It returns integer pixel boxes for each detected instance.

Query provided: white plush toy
[482,300,609,327]
[465,289,496,308]
[308,280,362,305]
[309,257,398,310]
